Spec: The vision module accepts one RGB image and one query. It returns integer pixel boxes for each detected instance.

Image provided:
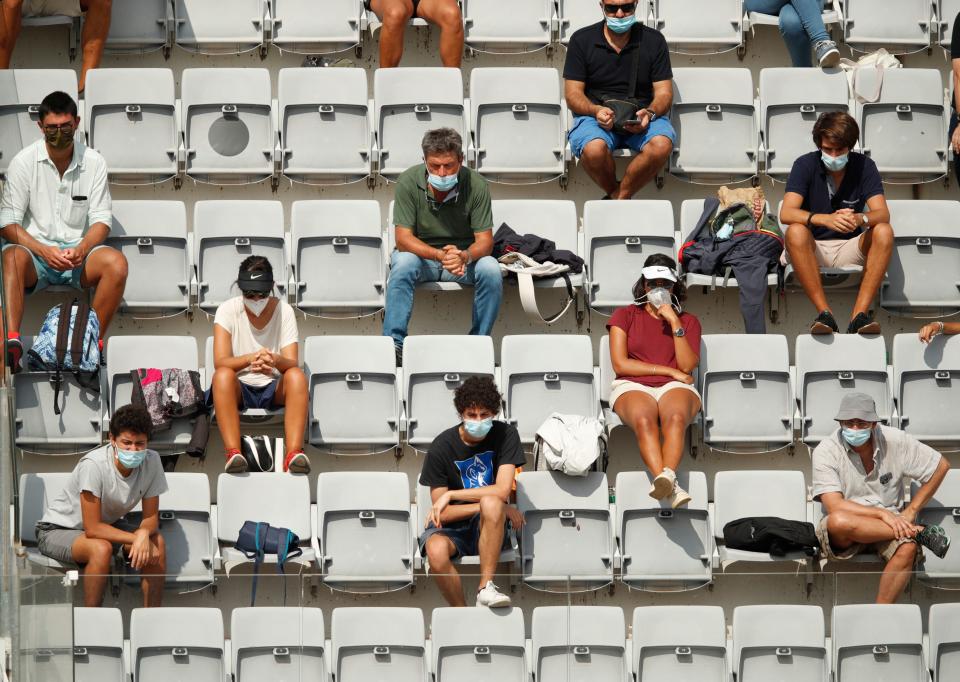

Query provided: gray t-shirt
[812,425,942,512]
[41,444,168,530]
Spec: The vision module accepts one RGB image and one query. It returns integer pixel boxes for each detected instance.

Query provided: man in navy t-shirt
[419,376,526,608]
[780,112,893,335]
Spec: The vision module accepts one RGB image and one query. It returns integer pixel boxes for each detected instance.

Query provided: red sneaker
[284,449,310,474]
[224,449,248,473]
[6,335,22,374]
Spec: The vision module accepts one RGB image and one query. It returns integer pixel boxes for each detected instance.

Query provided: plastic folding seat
[670,68,758,183]
[893,333,960,446]
[175,0,267,54]
[19,603,75,680]
[431,607,527,682]
[74,607,125,682]
[124,473,213,586]
[330,607,427,682]
[102,0,173,54]
[558,0,615,44]
[584,199,675,314]
[231,607,327,682]
[215,473,315,573]
[531,606,628,682]
[14,336,101,452]
[759,67,850,179]
[290,200,385,316]
[303,335,400,453]
[18,473,74,570]
[653,0,744,54]
[468,67,565,182]
[180,68,275,184]
[272,0,366,54]
[501,335,597,444]
[277,68,372,185]
[842,0,934,52]
[462,0,552,52]
[107,201,190,314]
[402,335,495,448]
[632,606,727,682]
[193,200,286,312]
[732,605,827,682]
[129,607,225,682]
[855,68,947,183]
[105,336,199,449]
[516,471,614,591]
[714,470,809,566]
[748,1,841,49]
[0,69,77,177]
[84,68,177,185]
[373,67,464,179]
[912,470,960,585]
[795,334,890,446]
[616,471,711,590]
[699,334,793,452]
[832,604,925,682]
[317,472,414,592]
[881,200,960,316]
[929,603,960,682]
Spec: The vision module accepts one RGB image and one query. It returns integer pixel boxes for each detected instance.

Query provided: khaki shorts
[784,236,865,269]
[610,379,701,409]
[815,514,919,564]
[22,0,82,18]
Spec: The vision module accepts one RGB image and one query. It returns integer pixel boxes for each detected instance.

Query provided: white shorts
[610,379,701,408]
[22,0,82,18]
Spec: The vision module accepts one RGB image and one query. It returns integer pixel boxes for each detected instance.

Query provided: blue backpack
[27,299,101,415]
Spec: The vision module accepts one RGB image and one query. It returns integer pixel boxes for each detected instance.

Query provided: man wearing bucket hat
[812,392,951,603]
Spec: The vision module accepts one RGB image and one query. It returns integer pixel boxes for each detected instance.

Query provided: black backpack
[723,516,820,557]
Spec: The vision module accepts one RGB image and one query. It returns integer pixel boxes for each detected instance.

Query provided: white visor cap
[641,265,678,283]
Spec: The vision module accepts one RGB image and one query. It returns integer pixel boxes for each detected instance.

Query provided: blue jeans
[383,250,503,347]
[745,0,828,67]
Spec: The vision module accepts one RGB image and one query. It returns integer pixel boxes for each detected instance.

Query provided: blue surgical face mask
[427,171,459,192]
[841,427,872,447]
[606,14,637,33]
[463,417,494,439]
[115,445,146,469]
[821,152,849,172]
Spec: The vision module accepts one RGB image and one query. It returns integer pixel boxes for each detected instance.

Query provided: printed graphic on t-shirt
[455,451,495,489]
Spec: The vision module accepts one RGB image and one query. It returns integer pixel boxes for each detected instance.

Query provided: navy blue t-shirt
[784,151,884,241]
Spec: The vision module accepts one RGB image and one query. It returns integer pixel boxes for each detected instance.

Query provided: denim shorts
[568,114,677,158]
[205,377,279,410]
[418,513,510,560]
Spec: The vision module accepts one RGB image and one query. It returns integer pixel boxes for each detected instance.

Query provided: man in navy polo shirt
[780,112,893,335]
[563,0,675,200]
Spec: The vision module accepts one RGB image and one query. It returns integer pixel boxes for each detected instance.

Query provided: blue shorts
[568,114,677,158]
[2,243,107,294]
[205,377,279,410]
[418,513,510,560]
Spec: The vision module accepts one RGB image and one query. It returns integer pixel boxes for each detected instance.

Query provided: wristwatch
[644,108,658,121]
[673,327,685,338]
[861,213,869,226]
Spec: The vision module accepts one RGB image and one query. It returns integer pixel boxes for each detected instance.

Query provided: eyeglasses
[603,2,637,14]
[41,123,75,135]
[646,279,674,289]
[839,419,875,430]
[241,291,269,301]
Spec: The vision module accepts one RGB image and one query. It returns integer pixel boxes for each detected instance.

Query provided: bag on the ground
[722,516,820,557]
[533,413,608,475]
[26,298,101,415]
[241,435,275,472]
[235,520,303,605]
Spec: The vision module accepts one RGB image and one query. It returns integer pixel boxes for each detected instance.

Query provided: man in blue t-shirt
[780,112,893,335]
[419,376,526,608]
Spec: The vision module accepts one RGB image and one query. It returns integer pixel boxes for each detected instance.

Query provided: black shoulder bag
[587,27,646,135]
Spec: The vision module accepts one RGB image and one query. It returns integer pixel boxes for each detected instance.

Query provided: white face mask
[244,297,270,316]
[646,286,672,308]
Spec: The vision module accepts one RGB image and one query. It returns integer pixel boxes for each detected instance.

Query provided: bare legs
[613,388,701,477]
[370,0,463,67]
[71,533,165,607]
[578,136,672,199]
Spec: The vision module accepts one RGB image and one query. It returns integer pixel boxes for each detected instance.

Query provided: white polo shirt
[0,138,112,246]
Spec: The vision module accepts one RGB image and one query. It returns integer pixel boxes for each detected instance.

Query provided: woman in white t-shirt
[211,256,309,474]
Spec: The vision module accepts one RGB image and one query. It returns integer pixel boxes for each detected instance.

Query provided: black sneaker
[847,311,881,335]
[810,310,839,334]
[5,337,22,374]
[916,525,950,559]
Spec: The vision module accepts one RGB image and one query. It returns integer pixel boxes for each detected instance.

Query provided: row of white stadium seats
[31,602,958,682]
[74,198,960,320]
[13,332,960,457]
[18,468,960,591]
[47,0,960,58]
[1,65,950,187]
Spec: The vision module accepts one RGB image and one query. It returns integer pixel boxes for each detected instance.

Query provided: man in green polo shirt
[383,128,502,360]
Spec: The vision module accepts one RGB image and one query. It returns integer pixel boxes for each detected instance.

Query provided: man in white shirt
[1,90,125,373]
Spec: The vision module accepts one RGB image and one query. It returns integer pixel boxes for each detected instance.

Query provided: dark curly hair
[453,376,502,415]
[631,253,687,303]
[109,404,153,440]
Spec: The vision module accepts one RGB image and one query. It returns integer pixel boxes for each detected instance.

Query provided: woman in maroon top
[607,254,702,508]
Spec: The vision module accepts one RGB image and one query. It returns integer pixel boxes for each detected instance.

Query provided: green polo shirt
[393,164,494,250]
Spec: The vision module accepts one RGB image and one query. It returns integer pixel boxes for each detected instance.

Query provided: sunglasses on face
[241,291,269,301]
[646,279,674,289]
[840,420,875,430]
[603,2,637,14]
[41,123,75,134]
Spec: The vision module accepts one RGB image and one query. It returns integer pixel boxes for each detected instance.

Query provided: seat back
[491,199,579,253]
[843,0,933,49]
[732,605,826,682]
[531,606,628,682]
[272,0,364,53]
[431,607,527,681]
[632,606,727,682]
[103,0,173,53]
[19,604,74,680]
[558,0,610,43]
[175,0,266,53]
[331,608,427,682]
[929,603,960,682]
[130,607,224,682]
[0,69,77,176]
[654,0,742,51]
[74,607,125,681]
[231,607,327,682]
[216,473,312,543]
[462,0,553,51]
[893,332,960,444]
[18,473,72,545]
[832,604,925,682]
[713,470,807,540]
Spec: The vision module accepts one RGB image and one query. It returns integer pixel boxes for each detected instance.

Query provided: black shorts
[418,513,510,560]
[364,0,422,16]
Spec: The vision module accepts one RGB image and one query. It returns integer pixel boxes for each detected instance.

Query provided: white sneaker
[649,468,676,500]
[670,484,692,509]
[476,581,512,608]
